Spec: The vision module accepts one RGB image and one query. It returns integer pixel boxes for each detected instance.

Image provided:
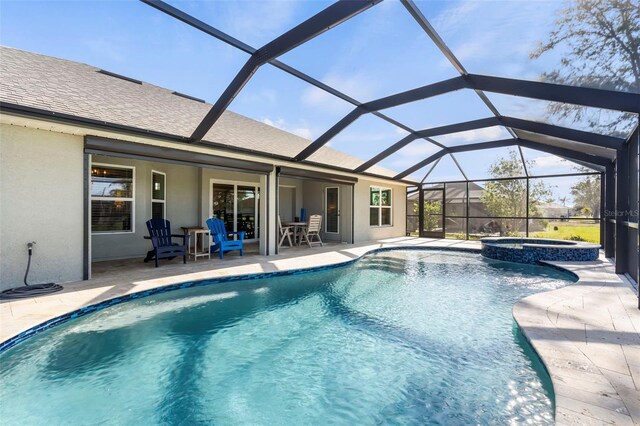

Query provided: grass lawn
[415,220,601,243]
[530,220,600,243]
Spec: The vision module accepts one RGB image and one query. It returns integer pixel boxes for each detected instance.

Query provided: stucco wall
[91,155,200,261]
[0,124,84,290]
[92,160,271,261]
[278,177,304,222]
[353,179,406,243]
[275,177,406,244]
[340,184,354,242]
[300,181,353,243]
[278,186,295,222]
[0,123,409,288]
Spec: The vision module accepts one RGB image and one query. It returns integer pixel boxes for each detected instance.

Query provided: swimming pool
[0,250,575,424]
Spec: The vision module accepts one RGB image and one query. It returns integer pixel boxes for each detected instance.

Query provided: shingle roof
[0,46,396,178]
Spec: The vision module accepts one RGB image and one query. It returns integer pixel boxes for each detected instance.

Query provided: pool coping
[1,239,638,424]
[0,244,479,352]
[513,258,640,425]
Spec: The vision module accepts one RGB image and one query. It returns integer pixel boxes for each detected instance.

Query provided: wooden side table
[181,226,205,234]
[186,228,210,261]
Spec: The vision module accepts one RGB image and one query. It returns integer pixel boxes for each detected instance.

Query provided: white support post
[258,167,277,256]
[259,174,267,255]
[267,168,277,255]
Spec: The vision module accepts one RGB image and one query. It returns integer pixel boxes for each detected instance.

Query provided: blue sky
[0,0,605,203]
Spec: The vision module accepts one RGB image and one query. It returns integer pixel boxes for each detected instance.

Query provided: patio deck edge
[513,257,640,425]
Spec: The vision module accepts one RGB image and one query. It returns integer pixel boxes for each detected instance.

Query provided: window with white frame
[370,187,392,226]
[151,171,166,220]
[91,164,134,233]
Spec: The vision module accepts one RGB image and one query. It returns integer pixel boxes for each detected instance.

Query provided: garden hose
[0,242,63,300]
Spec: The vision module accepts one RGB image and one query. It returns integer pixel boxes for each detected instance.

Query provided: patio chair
[278,215,294,248]
[145,219,190,268]
[300,214,323,247]
[206,218,244,259]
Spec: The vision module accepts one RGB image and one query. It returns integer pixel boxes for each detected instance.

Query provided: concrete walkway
[1,237,638,424]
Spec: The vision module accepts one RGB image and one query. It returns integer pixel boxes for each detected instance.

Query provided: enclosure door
[210,180,259,241]
[325,187,339,234]
[421,188,445,238]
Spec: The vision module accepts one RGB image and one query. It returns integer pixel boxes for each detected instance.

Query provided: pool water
[0,250,574,425]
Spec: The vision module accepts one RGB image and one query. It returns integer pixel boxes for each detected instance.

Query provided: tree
[481,150,552,236]
[411,196,442,232]
[531,0,639,136]
[571,169,601,218]
[422,200,441,232]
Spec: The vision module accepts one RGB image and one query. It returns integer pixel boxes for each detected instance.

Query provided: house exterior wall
[278,186,296,222]
[342,185,354,242]
[92,159,268,261]
[278,177,304,222]
[300,180,327,234]
[353,179,406,243]
[22,149,405,263]
[90,155,200,261]
[300,181,353,243]
[0,125,84,291]
[0,119,410,288]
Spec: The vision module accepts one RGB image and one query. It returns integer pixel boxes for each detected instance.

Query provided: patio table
[180,226,210,259]
[284,221,307,246]
[180,226,205,234]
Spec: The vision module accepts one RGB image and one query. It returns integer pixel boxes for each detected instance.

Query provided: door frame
[324,186,340,234]
[420,187,445,238]
[209,178,260,242]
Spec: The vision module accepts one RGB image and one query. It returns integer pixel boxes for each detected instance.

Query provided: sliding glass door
[237,185,258,240]
[210,180,259,241]
[211,183,235,234]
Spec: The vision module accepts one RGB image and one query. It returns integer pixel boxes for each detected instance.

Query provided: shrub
[446,232,466,240]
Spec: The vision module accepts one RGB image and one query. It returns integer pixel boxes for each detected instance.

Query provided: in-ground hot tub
[481,237,600,264]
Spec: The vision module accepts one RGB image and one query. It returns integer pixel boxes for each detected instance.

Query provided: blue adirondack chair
[206,218,244,259]
[145,219,190,267]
